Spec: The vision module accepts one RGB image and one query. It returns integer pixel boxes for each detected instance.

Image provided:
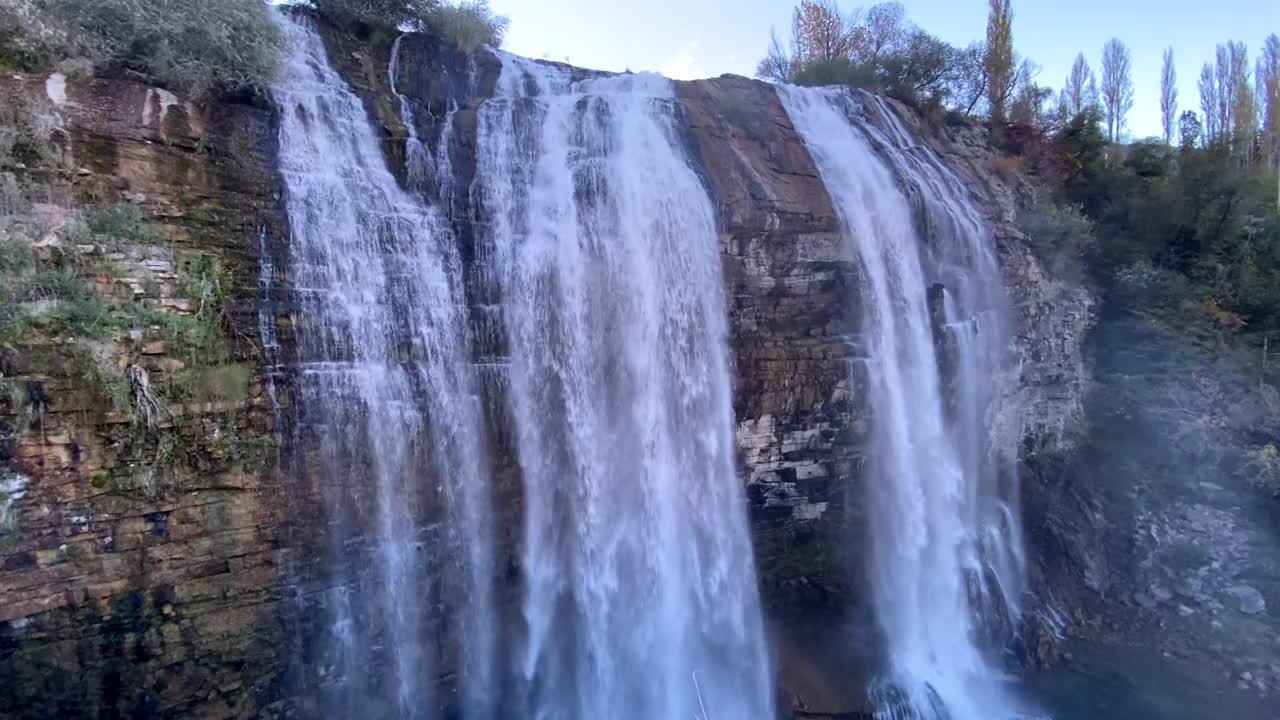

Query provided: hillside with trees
[759,0,1280,501]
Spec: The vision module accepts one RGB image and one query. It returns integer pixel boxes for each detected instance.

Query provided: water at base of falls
[777,85,1036,720]
[472,53,773,720]
[272,14,495,719]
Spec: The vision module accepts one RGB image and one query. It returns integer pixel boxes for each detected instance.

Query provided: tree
[1198,41,1259,160]
[1062,53,1097,117]
[947,41,988,115]
[754,2,962,109]
[877,27,953,103]
[1161,47,1178,144]
[1201,62,1221,142]
[310,0,438,28]
[984,0,1014,124]
[1011,64,1051,128]
[1179,110,1203,149]
[430,0,509,52]
[755,0,852,83]
[849,2,906,66]
[1260,34,1280,168]
[1100,38,1134,142]
[792,0,854,66]
[1217,45,1233,137]
[1225,41,1255,160]
[757,27,795,82]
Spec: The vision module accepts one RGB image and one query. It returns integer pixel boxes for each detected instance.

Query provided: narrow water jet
[777,85,1032,720]
[389,34,431,191]
[272,14,495,718]
[472,53,774,720]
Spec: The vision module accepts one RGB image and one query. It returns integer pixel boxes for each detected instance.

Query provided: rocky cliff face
[0,73,289,718]
[0,17,1093,719]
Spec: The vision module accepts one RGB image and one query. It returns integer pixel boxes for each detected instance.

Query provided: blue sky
[488,0,1280,139]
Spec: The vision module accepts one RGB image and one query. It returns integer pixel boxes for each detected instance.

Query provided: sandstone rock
[0,68,285,720]
[160,297,195,313]
[32,233,62,261]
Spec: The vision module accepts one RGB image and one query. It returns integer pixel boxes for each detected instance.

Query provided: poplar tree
[1259,34,1280,170]
[1161,48,1178,144]
[984,0,1013,124]
[1062,53,1097,117]
[1100,38,1134,142]
[1201,63,1220,142]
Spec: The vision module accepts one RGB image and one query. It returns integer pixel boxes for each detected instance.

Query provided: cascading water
[272,14,495,718]
[472,53,774,720]
[777,85,1032,720]
[388,34,430,191]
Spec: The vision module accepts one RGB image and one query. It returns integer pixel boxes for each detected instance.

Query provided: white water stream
[273,15,495,718]
[473,54,774,720]
[778,85,1032,720]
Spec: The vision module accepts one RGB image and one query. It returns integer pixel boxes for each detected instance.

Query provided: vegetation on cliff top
[0,0,509,98]
[309,0,509,50]
[759,1,1279,351]
[760,1,1280,505]
[757,2,1278,158]
[0,0,284,97]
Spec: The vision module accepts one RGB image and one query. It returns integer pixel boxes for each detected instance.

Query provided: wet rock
[1134,592,1158,609]
[1224,585,1266,615]
[1174,578,1201,599]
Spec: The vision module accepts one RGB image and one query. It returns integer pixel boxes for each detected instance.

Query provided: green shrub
[0,0,284,98]
[0,94,61,170]
[1111,260,1192,309]
[0,234,33,275]
[0,378,38,435]
[26,297,116,338]
[309,0,438,28]
[429,0,509,52]
[138,308,229,365]
[1018,199,1096,281]
[793,58,878,90]
[0,173,26,218]
[171,364,251,404]
[1240,444,1280,499]
[0,0,70,71]
[0,251,116,342]
[81,203,163,246]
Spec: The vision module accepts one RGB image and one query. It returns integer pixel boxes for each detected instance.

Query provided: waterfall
[272,15,495,718]
[777,86,1032,720]
[389,34,431,191]
[473,53,774,720]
